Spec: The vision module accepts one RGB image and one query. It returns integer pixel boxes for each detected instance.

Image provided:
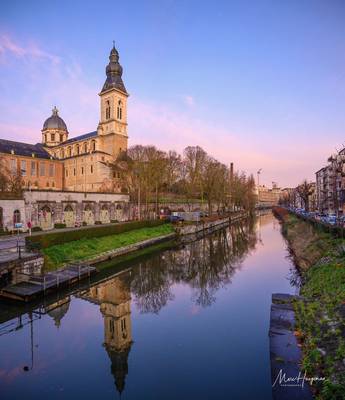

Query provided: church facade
[0,45,131,231]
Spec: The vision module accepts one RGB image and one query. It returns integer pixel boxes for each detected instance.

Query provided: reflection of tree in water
[131,217,258,313]
[131,256,174,314]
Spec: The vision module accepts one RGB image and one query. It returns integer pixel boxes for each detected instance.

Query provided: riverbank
[43,224,175,270]
[273,207,345,399]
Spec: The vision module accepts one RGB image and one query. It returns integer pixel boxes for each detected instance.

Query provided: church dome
[43,106,68,131]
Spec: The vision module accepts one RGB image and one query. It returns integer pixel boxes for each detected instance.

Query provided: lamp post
[257,169,262,208]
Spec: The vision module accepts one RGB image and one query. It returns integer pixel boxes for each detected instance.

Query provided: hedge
[25,219,166,249]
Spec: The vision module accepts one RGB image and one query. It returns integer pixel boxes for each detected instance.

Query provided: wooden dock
[0,263,97,302]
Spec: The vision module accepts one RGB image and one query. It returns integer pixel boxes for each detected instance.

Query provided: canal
[0,212,298,400]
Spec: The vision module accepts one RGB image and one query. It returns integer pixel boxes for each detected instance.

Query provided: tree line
[106,144,257,215]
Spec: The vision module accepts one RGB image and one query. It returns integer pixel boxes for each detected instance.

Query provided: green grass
[43,224,174,270]
[282,214,345,397]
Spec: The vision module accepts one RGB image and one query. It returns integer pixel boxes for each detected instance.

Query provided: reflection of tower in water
[81,274,132,395]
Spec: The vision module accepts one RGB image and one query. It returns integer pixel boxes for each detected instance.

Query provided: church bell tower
[98,43,129,140]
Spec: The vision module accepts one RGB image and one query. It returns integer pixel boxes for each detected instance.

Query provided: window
[40,162,45,176]
[60,134,64,142]
[10,159,16,175]
[81,167,84,175]
[109,319,114,337]
[13,210,21,224]
[117,100,122,120]
[52,181,55,187]
[49,164,55,177]
[21,160,26,176]
[121,318,126,332]
[76,145,80,155]
[60,148,65,158]
[68,147,71,157]
[105,100,110,120]
[90,165,93,174]
[51,133,55,141]
[31,161,37,176]
[65,169,68,177]
[92,141,96,151]
[83,142,87,153]
[73,168,76,176]
[46,182,49,187]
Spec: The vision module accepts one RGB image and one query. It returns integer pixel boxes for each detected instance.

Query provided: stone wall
[0,190,130,232]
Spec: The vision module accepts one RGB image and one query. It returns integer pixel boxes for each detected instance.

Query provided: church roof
[43,107,68,131]
[62,131,97,145]
[101,44,127,94]
[0,138,53,159]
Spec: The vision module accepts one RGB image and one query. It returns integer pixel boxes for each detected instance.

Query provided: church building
[0,44,129,193]
[0,45,131,231]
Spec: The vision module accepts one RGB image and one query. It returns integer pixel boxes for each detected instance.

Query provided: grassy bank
[43,223,174,270]
[275,208,345,399]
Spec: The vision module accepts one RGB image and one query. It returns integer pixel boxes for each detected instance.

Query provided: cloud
[0,34,327,188]
[0,34,98,143]
[182,95,195,107]
[129,96,327,187]
[0,34,60,64]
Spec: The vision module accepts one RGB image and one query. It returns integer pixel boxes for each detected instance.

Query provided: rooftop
[0,138,53,159]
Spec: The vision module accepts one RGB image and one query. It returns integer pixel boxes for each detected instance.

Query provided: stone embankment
[175,212,249,241]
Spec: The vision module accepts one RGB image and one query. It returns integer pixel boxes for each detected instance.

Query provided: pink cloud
[0,34,60,64]
[0,34,330,187]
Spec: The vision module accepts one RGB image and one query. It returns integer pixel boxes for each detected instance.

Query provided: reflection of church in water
[80,273,133,395]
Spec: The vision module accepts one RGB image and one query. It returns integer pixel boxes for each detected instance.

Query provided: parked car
[169,214,184,223]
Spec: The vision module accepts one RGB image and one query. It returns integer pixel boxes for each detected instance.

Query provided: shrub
[82,221,87,226]
[31,226,42,232]
[54,223,66,229]
[95,221,102,225]
[26,219,166,249]
[110,219,118,223]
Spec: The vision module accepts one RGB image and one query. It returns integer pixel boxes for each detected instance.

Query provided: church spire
[101,43,127,94]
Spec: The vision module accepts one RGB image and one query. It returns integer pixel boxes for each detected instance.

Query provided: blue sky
[1,0,345,187]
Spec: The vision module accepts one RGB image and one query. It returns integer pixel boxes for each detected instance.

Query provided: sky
[0,0,345,187]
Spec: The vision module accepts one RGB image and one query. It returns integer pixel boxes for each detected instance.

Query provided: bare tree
[296,180,313,211]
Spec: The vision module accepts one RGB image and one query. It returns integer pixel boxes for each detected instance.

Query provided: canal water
[0,212,298,400]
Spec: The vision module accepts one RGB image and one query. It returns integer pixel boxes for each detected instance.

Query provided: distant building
[315,149,345,215]
[256,183,282,207]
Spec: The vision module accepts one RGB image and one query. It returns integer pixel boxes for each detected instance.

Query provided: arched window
[13,209,21,224]
[105,100,111,120]
[60,148,64,158]
[117,100,122,120]
[76,144,80,155]
[64,205,73,212]
[92,141,96,152]
[83,142,87,153]
[67,147,71,157]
